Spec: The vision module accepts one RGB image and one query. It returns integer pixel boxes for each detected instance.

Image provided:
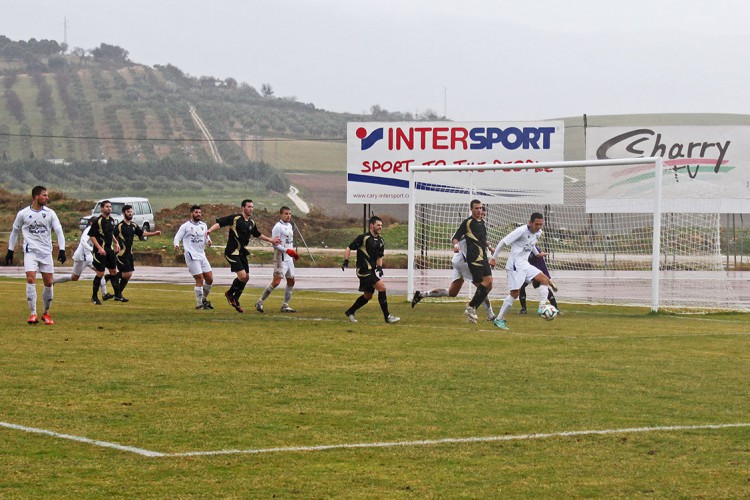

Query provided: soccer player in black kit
[113,204,161,302]
[451,199,494,323]
[341,215,400,324]
[206,199,280,313]
[88,200,121,305]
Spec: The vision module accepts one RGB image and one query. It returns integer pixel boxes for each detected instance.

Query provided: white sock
[194,286,203,306]
[425,288,449,297]
[260,285,275,302]
[101,280,108,295]
[42,285,53,314]
[482,297,495,319]
[53,275,71,285]
[537,285,549,308]
[26,283,37,314]
[283,285,294,306]
[498,295,515,320]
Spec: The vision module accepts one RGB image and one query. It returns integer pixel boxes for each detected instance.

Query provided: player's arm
[4,212,23,264]
[51,212,66,263]
[89,220,106,255]
[173,224,185,252]
[271,223,285,252]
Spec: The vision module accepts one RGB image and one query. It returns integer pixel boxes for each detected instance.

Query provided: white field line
[2,421,748,458]
[0,421,164,457]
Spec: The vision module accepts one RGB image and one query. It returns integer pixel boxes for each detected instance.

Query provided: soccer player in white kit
[173,205,214,310]
[255,206,299,313]
[491,212,558,330]
[5,186,66,325]
[52,219,111,298]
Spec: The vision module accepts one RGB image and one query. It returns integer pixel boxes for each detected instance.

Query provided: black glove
[376,265,384,277]
[57,249,67,264]
[5,250,13,265]
[341,258,349,271]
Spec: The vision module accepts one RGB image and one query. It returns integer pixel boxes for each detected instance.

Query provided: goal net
[407,158,747,313]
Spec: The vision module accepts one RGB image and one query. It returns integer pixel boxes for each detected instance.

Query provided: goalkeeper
[341,215,400,324]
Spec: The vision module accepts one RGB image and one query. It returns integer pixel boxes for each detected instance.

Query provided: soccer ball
[538,304,558,321]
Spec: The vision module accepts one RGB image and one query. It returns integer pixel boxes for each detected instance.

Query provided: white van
[79,197,156,234]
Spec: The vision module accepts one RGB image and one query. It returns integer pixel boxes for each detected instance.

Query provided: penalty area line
[163,422,750,457]
[0,421,165,457]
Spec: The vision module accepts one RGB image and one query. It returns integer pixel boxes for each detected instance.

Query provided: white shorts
[24,250,54,274]
[186,254,212,276]
[273,253,295,279]
[451,259,473,283]
[71,255,95,277]
[506,264,543,291]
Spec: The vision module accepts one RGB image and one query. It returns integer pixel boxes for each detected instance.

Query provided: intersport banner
[347,121,565,204]
[586,126,750,213]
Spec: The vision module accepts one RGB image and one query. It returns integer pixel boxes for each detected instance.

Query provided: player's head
[190,205,202,222]
[122,204,134,221]
[529,212,544,232]
[470,199,482,219]
[480,205,487,219]
[279,206,292,222]
[368,215,383,235]
[31,185,48,206]
[100,200,112,217]
[241,199,254,216]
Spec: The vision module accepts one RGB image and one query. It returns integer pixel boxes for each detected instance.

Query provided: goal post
[407,157,745,313]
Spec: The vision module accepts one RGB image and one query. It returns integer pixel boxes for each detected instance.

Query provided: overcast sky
[3,0,750,121]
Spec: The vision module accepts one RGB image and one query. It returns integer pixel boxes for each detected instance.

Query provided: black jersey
[88,215,117,251]
[452,216,488,269]
[114,220,144,256]
[216,214,261,257]
[348,231,385,278]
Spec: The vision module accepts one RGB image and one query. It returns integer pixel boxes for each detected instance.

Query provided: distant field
[1,278,749,497]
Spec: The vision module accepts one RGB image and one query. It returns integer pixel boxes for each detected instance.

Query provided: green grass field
[1,278,749,497]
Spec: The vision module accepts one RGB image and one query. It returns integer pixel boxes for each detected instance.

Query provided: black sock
[378,291,389,319]
[119,278,129,293]
[232,279,246,300]
[346,295,369,315]
[549,291,558,309]
[469,284,489,309]
[110,274,121,296]
[92,276,101,298]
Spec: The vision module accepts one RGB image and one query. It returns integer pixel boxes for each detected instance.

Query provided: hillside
[0,36,441,216]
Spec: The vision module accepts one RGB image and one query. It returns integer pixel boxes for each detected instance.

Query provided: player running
[255,206,300,313]
[206,199,280,313]
[5,185,66,325]
[52,219,111,299]
[341,215,400,324]
[491,212,558,330]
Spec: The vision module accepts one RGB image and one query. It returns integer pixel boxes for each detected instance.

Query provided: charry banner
[586,126,750,213]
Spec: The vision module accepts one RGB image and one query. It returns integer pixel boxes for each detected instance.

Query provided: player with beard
[174,205,214,310]
[113,204,161,302]
[88,200,121,305]
[5,185,66,324]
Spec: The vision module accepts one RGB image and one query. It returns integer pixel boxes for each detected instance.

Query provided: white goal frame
[408,158,670,311]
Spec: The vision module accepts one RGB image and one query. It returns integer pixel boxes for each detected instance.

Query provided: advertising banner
[586,126,750,213]
[347,121,565,204]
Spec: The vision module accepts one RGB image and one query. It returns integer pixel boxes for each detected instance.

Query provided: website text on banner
[347,122,565,204]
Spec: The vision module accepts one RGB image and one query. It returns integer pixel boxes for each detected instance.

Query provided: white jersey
[9,205,65,256]
[451,238,468,267]
[272,220,294,259]
[493,224,542,271]
[174,220,210,259]
[73,225,94,261]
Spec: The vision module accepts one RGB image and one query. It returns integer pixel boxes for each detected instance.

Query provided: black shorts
[357,272,380,293]
[117,253,135,273]
[225,253,249,274]
[93,250,117,272]
[469,260,492,284]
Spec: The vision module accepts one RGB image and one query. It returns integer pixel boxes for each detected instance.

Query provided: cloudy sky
[3,0,749,121]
